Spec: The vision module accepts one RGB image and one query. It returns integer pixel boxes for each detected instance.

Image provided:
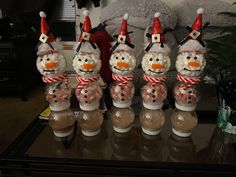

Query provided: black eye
[194,56,197,60]
[122,57,125,60]
[85,59,88,62]
[149,58,153,61]
[156,58,159,61]
[84,90,87,93]
[46,58,50,61]
[40,58,43,62]
[116,57,119,59]
[186,56,191,59]
[52,89,56,93]
[78,58,81,61]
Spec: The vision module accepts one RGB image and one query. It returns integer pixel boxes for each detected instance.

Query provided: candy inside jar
[45,81,71,111]
[110,82,135,108]
[76,82,102,111]
[141,82,167,110]
[174,82,200,111]
[49,108,75,137]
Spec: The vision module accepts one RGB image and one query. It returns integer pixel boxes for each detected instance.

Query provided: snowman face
[110,51,136,75]
[176,52,206,77]
[73,52,101,76]
[36,53,66,78]
[142,52,171,76]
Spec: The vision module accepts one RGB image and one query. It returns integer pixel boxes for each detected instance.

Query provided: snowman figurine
[73,10,102,111]
[171,8,207,138]
[73,10,104,136]
[139,12,170,135]
[109,13,136,109]
[174,8,206,112]
[36,11,75,137]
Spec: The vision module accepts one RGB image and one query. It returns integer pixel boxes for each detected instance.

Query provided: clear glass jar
[141,82,167,110]
[77,109,104,136]
[48,108,75,137]
[109,106,135,133]
[139,107,165,135]
[109,81,135,108]
[170,109,198,137]
[45,81,71,111]
[174,82,200,111]
[75,82,102,111]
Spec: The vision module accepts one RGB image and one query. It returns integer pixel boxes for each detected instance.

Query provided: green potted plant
[206,3,236,134]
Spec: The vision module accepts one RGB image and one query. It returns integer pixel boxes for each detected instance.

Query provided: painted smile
[184,68,201,72]
[148,69,163,74]
[79,69,94,73]
[43,69,55,72]
[114,66,129,71]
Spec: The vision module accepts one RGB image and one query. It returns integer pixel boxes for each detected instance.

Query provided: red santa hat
[112,13,135,52]
[145,12,170,53]
[179,8,205,53]
[37,11,63,56]
[39,11,55,43]
[151,12,165,44]
[78,10,92,42]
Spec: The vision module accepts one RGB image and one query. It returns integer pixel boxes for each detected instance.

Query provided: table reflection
[139,132,163,161]
[110,127,140,160]
[167,133,196,162]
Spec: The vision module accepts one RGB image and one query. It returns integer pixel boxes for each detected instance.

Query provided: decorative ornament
[36,11,75,138]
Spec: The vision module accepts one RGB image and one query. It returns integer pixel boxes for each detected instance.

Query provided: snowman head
[36,52,66,78]
[72,52,101,76]
[109,50,136,75]
[142,52,171,77]
[176,51,206,77]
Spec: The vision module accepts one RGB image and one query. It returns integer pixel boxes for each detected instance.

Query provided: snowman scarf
[143,74,167,83]
[112,74,133,86]
[42,74,68,84]
[76,75,100,91]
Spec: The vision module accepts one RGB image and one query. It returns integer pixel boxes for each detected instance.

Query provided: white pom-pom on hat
[197,8,204,14]
[83,9,89,16]
[123,13,129,20]
[39,11,46,18]
[154,12,161,18]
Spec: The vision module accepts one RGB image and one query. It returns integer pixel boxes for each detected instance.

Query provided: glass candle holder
[109,106,135,133]
[141,82,167,110]
[170,109,198,137]
[110,81,135,108]
[49,108,75,137]
[75,82,102,111]
[45,81,71,111]
[139,107,165,135]
[174,82,200,111]
[77,109,104,136]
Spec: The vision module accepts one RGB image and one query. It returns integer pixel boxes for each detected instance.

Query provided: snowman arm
[125,40,135,48]
[202,22,210,30]
[144,42,153,52]
[76,42,83,52]
[110,42,119,53]
[89,40,97,49]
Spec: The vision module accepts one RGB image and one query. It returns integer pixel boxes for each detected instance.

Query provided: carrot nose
[83,63,95,70]
[188,61,201,68]
[45,62,58,69]
[151,63,164,70]
[116,62,129,68]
